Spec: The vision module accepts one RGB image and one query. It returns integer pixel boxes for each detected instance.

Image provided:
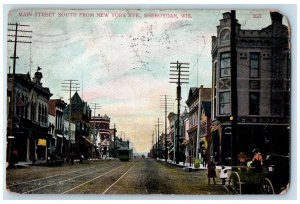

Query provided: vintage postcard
[5,7,291,196]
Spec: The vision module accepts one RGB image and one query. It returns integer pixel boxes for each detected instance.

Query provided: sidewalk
[9,159,48,168]
[9,157,115,168]
[156,158,232,172]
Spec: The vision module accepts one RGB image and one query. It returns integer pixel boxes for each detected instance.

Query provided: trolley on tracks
[228,154,290,194]
[118,147,132,161]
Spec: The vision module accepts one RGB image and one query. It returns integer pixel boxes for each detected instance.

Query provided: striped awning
[168,147,174,154]
[182,138,189,145]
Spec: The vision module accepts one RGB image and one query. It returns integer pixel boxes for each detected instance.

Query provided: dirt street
[6,159,232,195]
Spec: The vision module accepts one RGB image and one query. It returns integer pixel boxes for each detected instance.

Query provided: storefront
[210,120,222,164]
[210,118,290,165]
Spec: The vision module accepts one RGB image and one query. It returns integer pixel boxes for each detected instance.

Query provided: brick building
[7,70,52,162]
[48,99,66,155]
[64,92,92,159]
[90,114,111,157]
[211,11,290,164]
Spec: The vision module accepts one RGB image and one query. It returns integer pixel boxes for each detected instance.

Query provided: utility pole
[230,10,238,167]
[89,103,101,158]
[61,80,80,154]
[160,95,172,163]
[113,123,117,158]
[170,61,189,164]
[7,23,32,163]
[157,117,160,159]
[152,131,154,158]
[153,124,157,159]
[154,119,163,159]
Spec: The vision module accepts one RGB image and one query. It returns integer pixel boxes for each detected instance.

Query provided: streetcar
[118,147,132,161]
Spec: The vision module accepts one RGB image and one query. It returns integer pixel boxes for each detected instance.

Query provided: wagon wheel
[228,171,242,194]
[259,178,275,194]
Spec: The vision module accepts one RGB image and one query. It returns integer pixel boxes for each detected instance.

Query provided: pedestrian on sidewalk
[207,157,216,184]
[201,149,207,168]
[182,152,186,165]
[220,165,228,185]
[9,149,18,168]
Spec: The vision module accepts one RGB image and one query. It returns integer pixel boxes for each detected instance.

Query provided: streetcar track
[102,162,137,194]
[7,166,94,187]
[7,159,232,194]
[61,164,126,194]
[21,162,128,194]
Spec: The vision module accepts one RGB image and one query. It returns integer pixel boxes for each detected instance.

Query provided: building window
[219,91,230,115]
[21,95,24,118]
[31,102,35,121]
[25,97,29,119]
[249,80,260,90]
[200,121,207,136]
[271,99,282,115]
[249,92,260,115]
[38,103,41,123]
[42,105,44,124]
[213,62,217,117]
[43,105,46,125]
[220,52,231,78]
[250,53,260,78]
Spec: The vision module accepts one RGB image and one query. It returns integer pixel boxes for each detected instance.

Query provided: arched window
[31,102,36,121]
[25,96,29,119]
[45,105,48,124]
[21,94,24,118]
[16,93,20,116]
[220,29,230,45]
[38,103,41,123]
[42,104,45,124]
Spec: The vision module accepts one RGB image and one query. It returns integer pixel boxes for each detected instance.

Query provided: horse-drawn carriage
[228,154,290,194]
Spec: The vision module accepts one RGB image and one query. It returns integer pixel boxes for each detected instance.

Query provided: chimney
[270,11,283,25]
[270,11,283,38]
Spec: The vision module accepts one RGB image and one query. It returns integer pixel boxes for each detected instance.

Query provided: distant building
[199,101,212,160]
[48,99,67,155]
[90,114,111,156]
[211,11,290,164]
[186,87,199,162]
[7,70,52,162]
[181,107,190,164]
[198,87,212,162]
[167,112,182,162]
[185,86,211,163]
[64,92,92,158]
[90,114,111,142]
[63,120,76,149]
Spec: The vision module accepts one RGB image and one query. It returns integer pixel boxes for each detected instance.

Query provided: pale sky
[6,9,289,154]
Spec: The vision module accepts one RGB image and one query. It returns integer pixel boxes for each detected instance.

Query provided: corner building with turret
[210,11,290,164]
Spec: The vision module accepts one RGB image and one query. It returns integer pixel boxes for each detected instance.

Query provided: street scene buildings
[5,9,291,195]
[151,11,290,167]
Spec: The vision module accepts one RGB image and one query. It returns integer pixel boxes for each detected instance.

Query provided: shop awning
[187,126,197,133]
[188,131,197,139]
[100,139,108,146]
[168,146,174,154]
[182,138,189,145]
[82,136,94,148]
